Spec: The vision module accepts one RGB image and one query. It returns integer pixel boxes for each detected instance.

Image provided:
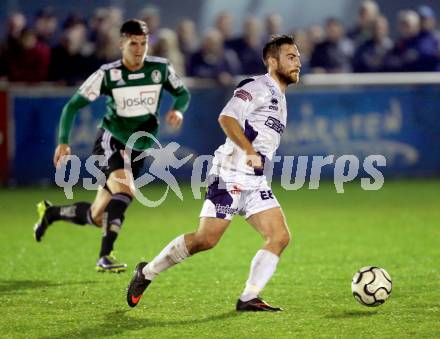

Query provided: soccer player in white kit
[127,35,301,311]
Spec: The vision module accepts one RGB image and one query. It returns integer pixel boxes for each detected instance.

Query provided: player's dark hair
[262,35,295,66]
[120,19,149,36]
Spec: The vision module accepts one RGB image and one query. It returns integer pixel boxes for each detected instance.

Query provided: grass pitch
[0,180,439,338]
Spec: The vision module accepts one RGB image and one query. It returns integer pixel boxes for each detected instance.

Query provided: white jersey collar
[264,73,284,94]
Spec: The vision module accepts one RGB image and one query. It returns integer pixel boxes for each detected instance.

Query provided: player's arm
[218,83,263,169]
[218,115,262,169]
[163,63,191,129]
[54,69,105,167]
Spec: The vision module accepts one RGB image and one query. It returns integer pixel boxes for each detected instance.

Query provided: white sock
[240,249,280,302]
[142,235,190,281]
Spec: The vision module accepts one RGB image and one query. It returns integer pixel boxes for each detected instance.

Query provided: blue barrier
[278,86,440,177]
[10,85,440,184]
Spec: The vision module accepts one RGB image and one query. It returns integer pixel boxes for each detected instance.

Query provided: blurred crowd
[1,1,439,85]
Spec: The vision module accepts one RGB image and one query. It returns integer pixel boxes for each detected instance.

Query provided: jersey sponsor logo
[112,84,162,117]
[128,73,145,80]
[121,93,156,108]
[264,116,285,134]
[151,70,162,83]
[110,69,122,81]
[234,89,253,102]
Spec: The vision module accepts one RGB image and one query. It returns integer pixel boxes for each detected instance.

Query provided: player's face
[121,34,148,68]
[275,44,301,84]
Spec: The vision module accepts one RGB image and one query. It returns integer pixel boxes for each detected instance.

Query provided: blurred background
[0,0,439,185]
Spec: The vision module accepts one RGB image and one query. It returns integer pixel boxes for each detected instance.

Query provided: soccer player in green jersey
[33,19,191,272]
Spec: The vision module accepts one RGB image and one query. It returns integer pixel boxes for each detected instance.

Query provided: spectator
[307,24,325,48]
[417,6,440,71]
[384,10,438,72]
[88,7,112,44]
[91,28,120,65]
[266,14,283,37]
[348,0,380,48]
[310,18,353,73]
[34,8,58,46]
[107,6,123,28]
[177,19,199,58]
[6,28,51,82]
[187,29,241,85]
[152,28,186,76]
[141,5,161,47]
[353,15,393,72]
[49,21,91,84]
[215,11,234,43]
[3,12,26,45]
[227,16,266,75]
[292,29,313,73]
[419,5,440,37]
[0,12,27,79]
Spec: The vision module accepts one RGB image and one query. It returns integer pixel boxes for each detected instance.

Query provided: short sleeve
[220,86,262,123]
[166,63,184,90]
[77,69,105,102]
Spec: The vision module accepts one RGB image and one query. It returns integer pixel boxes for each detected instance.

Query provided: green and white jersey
[59,56,190,150]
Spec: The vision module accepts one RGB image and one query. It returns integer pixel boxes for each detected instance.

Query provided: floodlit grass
[0,180,439,338]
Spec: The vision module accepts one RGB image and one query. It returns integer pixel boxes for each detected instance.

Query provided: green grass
[0,180,439,338]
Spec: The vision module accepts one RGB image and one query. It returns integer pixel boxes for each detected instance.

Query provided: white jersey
[210,73,287,189]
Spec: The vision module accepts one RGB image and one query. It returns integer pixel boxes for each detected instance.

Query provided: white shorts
[199,176,280,220]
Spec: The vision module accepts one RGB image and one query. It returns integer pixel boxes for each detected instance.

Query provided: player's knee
[90,208,103,227]
[194,233,220,252]
[269,229,291,250]
[204,235,220,250]
[278,230,291,249]
[88,204,103,227]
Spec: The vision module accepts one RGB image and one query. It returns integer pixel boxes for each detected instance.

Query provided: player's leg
[95,168,134,272]
[34,129,111,242]
[33,188,109,242]
[127,217,231,307]
[127,175,237,307]
[145,216,231,277]
[88,185,113,226]
[237,195,291,311]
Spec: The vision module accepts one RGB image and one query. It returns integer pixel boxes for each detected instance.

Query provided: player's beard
[276,67,299,86]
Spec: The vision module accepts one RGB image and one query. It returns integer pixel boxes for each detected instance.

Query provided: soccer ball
[351,266,392,306]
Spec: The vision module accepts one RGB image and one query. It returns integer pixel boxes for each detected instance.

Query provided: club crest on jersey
[234,89,253,102]
[151,70,162,83]
[110,69,122,81]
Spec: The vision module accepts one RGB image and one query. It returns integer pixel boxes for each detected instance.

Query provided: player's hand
[165,110,183,129]
[246,151,263,169]
[53,144,71,168]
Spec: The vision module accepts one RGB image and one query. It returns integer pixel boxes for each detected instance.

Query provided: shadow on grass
[44,309,240,338]
[325,310,378,319]
[0,279,102,294]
